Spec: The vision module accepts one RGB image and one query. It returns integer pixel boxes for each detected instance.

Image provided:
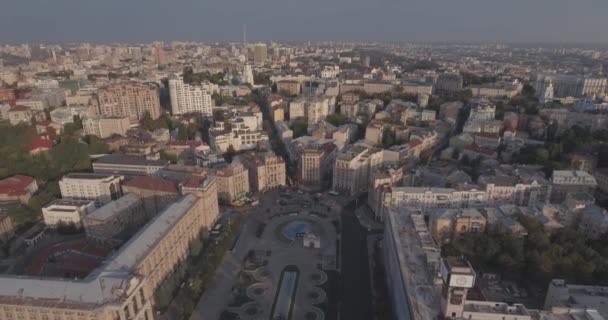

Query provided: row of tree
[443,214,608,293]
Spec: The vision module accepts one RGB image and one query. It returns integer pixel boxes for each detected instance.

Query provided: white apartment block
[83,116,130,138]
[59,173,123,207]
[42,199,96,228]
[332,144,399,196]
[169,77,213,116]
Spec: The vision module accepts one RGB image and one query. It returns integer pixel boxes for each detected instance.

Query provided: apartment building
[239,151,287,193]
[305,96,334,126]
[42,199,96,228]
[169,77,213,116]
[59,173,123,207]
[83,116,130,138]
[97,82,161,122]
[92,155,169,176]
[0,194,215,320]
[551,170,597,203]
[277,80,301,96]
[83,193,146,244]
[429,208,487,244]
[214,160,250,203]
[300,143,337,186]
[7,105,33,125]
[478,166,552,206]
[365,120,385,146]
[532,73,607,98]
[289,98,306,119]
[435,73,463,94]
[332,145,399,196]
[181,174,220,229]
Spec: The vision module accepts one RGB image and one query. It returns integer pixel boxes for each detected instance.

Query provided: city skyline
[1,0,608,44]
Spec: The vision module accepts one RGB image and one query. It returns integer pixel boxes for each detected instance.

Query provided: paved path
[190,218,256,320]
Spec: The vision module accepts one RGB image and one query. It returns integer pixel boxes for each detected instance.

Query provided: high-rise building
[97,82,161,122]
[532,73,607,98]
[242,63,255,85]
[169,77,213,116]
[253,43,268,64]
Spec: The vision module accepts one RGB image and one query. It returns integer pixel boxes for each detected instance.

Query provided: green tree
[85,135,109,154]
[325,113,349,127]
[290,117,308,138]
[224,145,237,163]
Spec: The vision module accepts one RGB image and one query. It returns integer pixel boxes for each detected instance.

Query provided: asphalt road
[339,203,374,320]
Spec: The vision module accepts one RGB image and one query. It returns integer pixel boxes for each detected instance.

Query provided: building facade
[83,116,130,138]
[97,82,161,122]
[42,199,96,228]
[59,173,123,207]
[168,77,213,116]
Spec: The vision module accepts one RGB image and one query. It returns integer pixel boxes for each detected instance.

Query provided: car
[328,190,339,196]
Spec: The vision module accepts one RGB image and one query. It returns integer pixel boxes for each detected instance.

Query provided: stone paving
[192,189,341,320]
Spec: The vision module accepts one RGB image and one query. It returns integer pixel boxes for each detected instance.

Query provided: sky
[1,0,607,44]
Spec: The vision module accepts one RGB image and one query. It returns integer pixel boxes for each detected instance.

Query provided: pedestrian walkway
[190,252,243,320]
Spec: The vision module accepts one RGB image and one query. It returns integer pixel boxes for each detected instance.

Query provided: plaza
[215,188,340,320]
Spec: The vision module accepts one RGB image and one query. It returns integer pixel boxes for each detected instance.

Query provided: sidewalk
[189,217,257,320]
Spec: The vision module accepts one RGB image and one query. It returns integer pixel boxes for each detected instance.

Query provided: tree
[290,117,308,138]
[381,127,397,148]
[522,84,536,98]
[176,124,188,141]
[325,113,349,127]
[85,135,109,154]
[224,145,237,163]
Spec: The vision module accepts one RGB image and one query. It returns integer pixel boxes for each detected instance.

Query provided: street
[339,203,374,320]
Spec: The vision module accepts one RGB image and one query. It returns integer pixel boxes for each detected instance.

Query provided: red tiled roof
[29,138,53,151]
[464,144,497,157]
[166,140,203,148]
[123,176,179,193]
[183,174,207,188]
[0,175,35,196]
[10,105,29,112]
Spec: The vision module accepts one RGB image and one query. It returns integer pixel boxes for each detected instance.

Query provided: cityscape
[1,6,608,320]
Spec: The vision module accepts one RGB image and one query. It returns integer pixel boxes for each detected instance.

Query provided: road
[339,202,374,320]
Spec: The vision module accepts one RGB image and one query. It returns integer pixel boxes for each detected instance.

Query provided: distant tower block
[541,80,554,105]
[242,63,254,86]
[418,93,430,108]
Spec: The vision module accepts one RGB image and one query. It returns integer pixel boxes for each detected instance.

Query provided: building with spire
[541,80,554,104]
[242,63,254,85]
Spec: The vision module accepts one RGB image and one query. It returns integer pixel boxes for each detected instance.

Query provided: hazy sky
[1,0,607,44]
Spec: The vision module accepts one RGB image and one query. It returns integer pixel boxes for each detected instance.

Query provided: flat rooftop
[84,193,141,222]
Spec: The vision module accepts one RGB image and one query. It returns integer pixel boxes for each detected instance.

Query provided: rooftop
[123,176,179,194]
[84,193,141,222]
[0,175,35,196]
[94,154,169,167]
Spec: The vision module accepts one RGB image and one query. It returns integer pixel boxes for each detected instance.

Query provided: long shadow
[339,205,373,320]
